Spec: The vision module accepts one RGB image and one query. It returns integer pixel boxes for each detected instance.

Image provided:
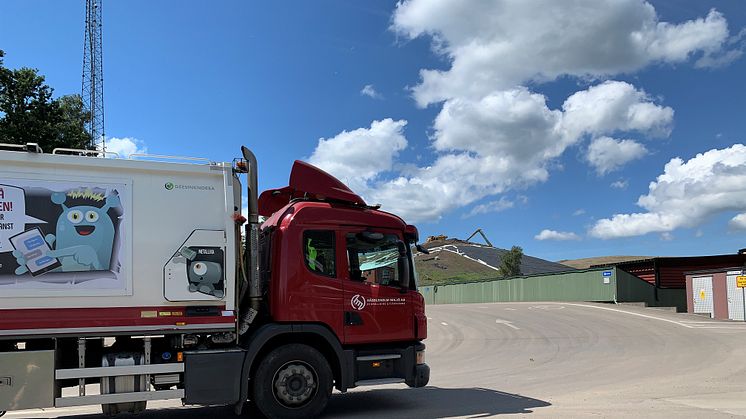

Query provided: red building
[596,253,746,289]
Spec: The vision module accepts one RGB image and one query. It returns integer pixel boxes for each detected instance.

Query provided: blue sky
[1,1,745,261]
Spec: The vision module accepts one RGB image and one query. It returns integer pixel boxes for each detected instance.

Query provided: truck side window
[303,230,336,277]
[346,233,400,287]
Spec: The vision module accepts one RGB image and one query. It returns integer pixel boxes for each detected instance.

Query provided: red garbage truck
[0,144,429,418]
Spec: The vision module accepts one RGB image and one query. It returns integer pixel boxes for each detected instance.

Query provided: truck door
[341,229,414,344]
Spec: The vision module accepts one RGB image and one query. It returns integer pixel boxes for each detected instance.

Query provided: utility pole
[82,0,105,151]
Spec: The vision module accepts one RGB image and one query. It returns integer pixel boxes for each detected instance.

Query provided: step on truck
[0,144,429,418]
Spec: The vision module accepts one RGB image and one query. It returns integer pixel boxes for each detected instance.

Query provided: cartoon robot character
[180,246,225,298]
[14,190,121,275]
[188,260,224,298]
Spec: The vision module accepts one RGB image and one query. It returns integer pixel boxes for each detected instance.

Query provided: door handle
[345,311,363,326]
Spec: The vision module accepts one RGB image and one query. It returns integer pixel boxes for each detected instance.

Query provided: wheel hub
[273,362,317,407]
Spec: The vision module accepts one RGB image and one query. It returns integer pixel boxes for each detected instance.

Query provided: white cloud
[311,82,674,223]
[360,84,383,99]
[433,88,565,163]
[393,2,736,106]
[463,197,514,218]
[696,28,746,68]
[366,153,532,222]
[730,213,746,230]
[396,83,666,220]
[562,81,673,139]
[587,137,648,175]
[660,232,674,241]
[590,144,746,238]
[573,209,586,216]
[309,2,741,224]
[534,229,581,241]
[308,119,407,193]
[611,179,629,190]
[102,137,147,157]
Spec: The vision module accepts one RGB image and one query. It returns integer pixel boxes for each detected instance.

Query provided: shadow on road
[39,387,549,419]
[323,386,551,418]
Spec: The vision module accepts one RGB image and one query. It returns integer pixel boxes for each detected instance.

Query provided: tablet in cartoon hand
[10,227,61,276]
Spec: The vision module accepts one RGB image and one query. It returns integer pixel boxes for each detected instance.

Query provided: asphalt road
[9,302,746,418]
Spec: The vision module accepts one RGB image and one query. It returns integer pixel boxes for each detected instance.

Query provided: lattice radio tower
[82,0,105,151]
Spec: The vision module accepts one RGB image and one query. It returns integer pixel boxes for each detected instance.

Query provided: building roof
[592,253,746,288]
[423,239,573,276]
[592,253,746,269]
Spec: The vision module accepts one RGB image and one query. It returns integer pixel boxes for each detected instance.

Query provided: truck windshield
[347,234,400,287]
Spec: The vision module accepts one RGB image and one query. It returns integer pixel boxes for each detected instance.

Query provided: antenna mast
[82,0,105,151]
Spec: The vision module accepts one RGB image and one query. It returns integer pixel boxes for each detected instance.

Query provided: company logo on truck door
[164,182,215,191]
[351,295,406,310]
[351,294,366,310]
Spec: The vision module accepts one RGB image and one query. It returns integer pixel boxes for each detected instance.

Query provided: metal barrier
[420,267,686,310]
[420,267,616,305]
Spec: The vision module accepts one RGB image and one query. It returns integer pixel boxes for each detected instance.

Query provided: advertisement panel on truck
[0,177,131,296]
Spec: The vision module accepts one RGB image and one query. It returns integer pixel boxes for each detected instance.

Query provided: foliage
[499,246,523,278]
[0,49,90,151]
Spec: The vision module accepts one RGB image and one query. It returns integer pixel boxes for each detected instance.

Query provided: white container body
[0,150,239,313]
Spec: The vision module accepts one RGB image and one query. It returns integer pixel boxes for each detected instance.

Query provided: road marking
[678,321,746,329]
[689,326,746,329]
[529,305,565,310]
[495,319,520,330]
[441,322,449,326]
[563,303,693,328]
[565,303,746,330]
[427,317,433,320]
[504,308,517,311]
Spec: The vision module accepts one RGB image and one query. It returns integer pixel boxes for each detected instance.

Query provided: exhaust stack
[239,146,260,334]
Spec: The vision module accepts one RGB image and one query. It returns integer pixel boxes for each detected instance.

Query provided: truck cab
[238,158,429,417]
[258,160,427,346]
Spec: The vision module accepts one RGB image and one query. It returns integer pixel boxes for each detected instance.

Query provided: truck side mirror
[397,241,410,293]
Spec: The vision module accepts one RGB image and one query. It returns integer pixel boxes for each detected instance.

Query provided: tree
[499,246,523,278]
[0,49,90,151]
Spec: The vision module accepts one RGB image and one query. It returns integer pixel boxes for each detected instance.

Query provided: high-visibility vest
[306,238,318,271]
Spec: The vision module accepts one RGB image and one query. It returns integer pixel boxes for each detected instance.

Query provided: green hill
[416,249,500,286]
[557,256,653,269]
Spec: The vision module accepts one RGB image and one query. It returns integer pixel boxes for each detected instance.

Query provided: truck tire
[252,344,332,419]
[0,411,5,417]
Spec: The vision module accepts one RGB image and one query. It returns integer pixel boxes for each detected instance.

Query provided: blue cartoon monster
[14,190,121,275]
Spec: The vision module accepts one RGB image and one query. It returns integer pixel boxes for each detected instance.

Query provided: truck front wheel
[252,344,333,419]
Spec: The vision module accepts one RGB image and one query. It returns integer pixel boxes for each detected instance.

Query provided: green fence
[615,268,687,311]
[420,267,617,305]
[419,266,686,311]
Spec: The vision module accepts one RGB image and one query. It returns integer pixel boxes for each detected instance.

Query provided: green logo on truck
[164,182,215,191]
